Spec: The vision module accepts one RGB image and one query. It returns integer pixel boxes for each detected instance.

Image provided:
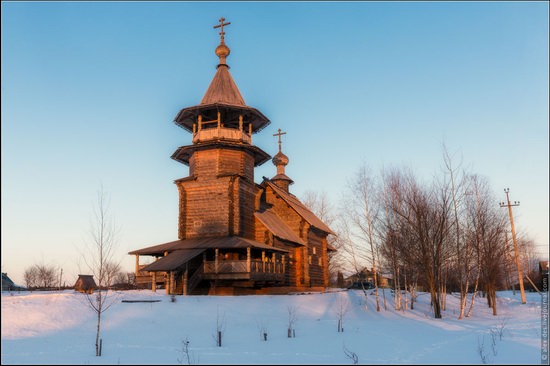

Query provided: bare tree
[113,272,135,290]
[465,175,507,317]
[78,185,121,356]
[441,144,474,319]
[23,265,39,290]
[517,233,542,291]
[255,318,269,341]
[382,166,454,318]
[103,261,123,289]
[466,174,487,317]
[23,261,58,290]
[479,222,507,316]
[177,336,196,365]
[212,306,226,347]
[287,305,299,338]
[332,295,353,332]
[341,163,382,311]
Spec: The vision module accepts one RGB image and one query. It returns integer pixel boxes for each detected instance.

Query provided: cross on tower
[273,128,287,152]
[214,17,231,41]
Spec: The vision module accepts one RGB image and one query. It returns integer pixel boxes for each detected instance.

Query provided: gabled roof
[75,275,97,290]
[255,208,305,246]
[129,236,289,256]
[200,65,246,106]
[263,180,335,236]
[1,273,15,287]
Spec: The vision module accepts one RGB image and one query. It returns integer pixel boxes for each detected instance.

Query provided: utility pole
[59,268,63,292]
[499,188,526,304]
[504,231,515,295]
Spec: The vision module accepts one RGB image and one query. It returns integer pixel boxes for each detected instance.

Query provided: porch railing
[203,260,284,274]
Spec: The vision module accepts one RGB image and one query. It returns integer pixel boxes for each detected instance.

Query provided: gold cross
[273,128,287,152]
[214,17,231,40]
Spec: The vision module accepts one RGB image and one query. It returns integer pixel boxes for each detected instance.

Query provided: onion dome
[272,151,289,167]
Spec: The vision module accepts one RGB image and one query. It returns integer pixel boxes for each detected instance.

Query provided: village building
[128,18,335,295]
[2,273,25,292]
[74,274,97,294]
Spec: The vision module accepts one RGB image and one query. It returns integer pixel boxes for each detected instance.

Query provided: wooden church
[129,18,335,295]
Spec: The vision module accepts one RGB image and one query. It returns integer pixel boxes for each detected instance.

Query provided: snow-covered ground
[1,288,546,364]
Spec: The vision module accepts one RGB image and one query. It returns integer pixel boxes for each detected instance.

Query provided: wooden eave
[174,175,197,183]
[171,141,271,167]
[271,173,294,185]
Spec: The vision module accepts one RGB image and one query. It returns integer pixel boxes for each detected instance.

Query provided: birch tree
[465,175,506,317]
[441,145,473,319]
[384,167,454,318]
[342,163,382,311]
[79,185,121,356]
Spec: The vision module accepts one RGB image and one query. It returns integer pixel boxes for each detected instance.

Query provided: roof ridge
[264,181,335,235]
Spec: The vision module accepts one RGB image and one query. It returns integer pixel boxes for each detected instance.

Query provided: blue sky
[2,1,548,285]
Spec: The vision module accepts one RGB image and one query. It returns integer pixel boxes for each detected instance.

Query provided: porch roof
[141,248,205,272]
[129,236,289,256]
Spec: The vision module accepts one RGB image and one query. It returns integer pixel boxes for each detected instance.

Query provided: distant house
[540,261,549,291]
[540,260,549,275]
[345,268,393,288]
[1,273,25,292]
[74,275,97,294]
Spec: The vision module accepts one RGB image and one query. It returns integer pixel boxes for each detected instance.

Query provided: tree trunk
[95,292,102,356]
[431,290,442,319]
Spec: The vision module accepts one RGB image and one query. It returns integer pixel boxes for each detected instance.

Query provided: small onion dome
[272,151,289,166]
[216,43,230,59]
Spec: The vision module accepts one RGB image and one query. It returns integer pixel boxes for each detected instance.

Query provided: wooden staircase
[186,263,204,295]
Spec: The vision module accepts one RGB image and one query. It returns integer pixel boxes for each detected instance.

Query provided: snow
[1,289,546,364]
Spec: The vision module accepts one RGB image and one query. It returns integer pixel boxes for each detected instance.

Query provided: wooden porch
[135,245,288,295]
[203,259,285,282]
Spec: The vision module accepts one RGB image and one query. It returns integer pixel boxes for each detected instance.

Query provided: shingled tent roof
[263,180,336,236]
[200,65,245,106]
[173,25,270,134]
